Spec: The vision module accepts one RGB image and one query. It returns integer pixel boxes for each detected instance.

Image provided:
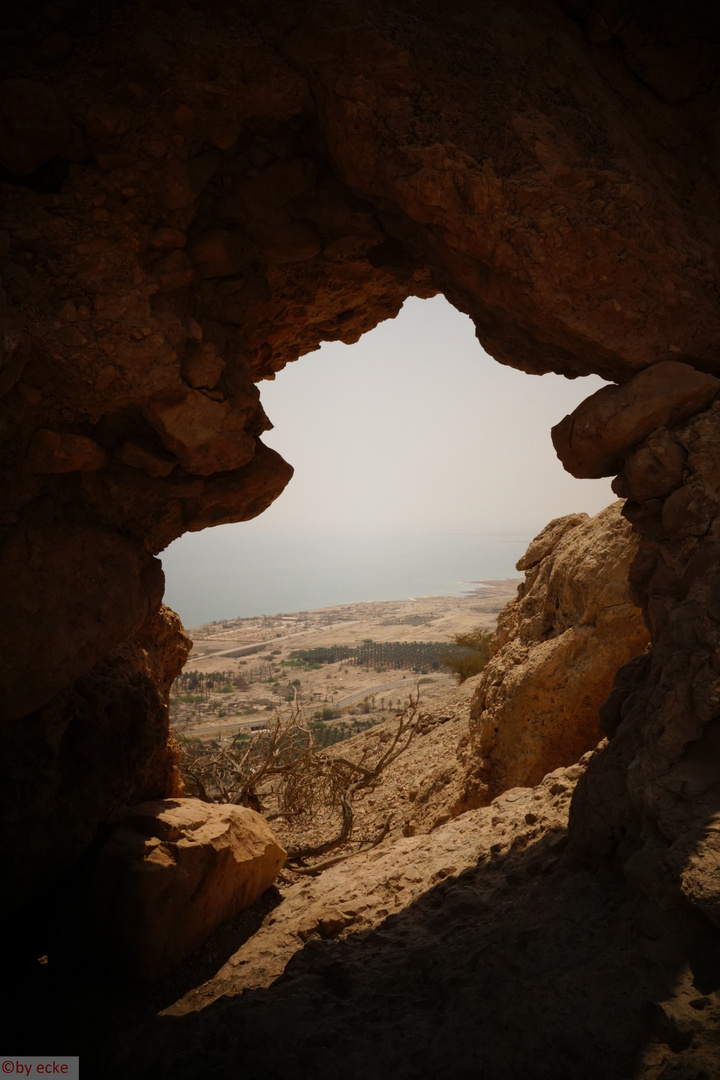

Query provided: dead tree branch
[287,815,393,876]
[175,687,422,873]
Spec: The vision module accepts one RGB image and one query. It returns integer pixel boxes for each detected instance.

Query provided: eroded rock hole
[3,0,720,1073]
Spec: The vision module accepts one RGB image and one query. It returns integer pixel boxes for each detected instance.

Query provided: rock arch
[1,0,720,922]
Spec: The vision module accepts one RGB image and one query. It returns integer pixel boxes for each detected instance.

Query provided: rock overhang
[1,0,719,925]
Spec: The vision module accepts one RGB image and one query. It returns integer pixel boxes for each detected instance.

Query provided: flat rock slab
[84,798,286,979]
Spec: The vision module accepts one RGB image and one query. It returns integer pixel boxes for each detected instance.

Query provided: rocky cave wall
[1,0,720,919]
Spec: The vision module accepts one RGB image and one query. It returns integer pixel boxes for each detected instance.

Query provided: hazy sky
[251,294,612,532]
[161,296,616,623]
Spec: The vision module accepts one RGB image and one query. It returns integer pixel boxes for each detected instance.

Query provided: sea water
[161,524,530,627]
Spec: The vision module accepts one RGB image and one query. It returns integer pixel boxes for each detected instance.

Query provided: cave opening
[4,0,720,1069]
[162,294,614,627]
[161,292,619,845]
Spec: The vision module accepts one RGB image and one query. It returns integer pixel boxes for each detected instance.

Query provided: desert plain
[170,578,521,742]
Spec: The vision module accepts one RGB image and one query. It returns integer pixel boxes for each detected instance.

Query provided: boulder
[613,429,687,502]
[462,502,649,807]
[148,227,187,250]
[551,362,719,479]
[184,344,226,390]
[116,438,177,477]
[154,250,194,293]
[84,798,286,980]
[143,388,256,475]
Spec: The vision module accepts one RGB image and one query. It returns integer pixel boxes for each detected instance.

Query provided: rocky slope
[463,501,650,806]
[13,748,720,1080]
[7,534,720,1076]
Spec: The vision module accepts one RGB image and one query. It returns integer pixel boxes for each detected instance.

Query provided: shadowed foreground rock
[1,605,190,920]
[29,756,711,1080]
[82,798,286,980]
[569,399,720,927]
[462,502,649,807]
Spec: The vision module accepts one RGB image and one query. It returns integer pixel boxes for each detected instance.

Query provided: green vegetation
[440,626,493,683]
[173,668,264,695]
[314,706,340,721]
[290,645,355,665]
[309,722,346,748]
[289,640,462,672]
[309,719,376,748]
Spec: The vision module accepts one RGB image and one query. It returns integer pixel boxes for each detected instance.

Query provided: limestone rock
[568,402,720,928]
[614,430,687,502]
[120,749,720,1080]
[116,439,177,478]
[1,606,190,919]
[515,513,587,571]
[154,250,195,293]
[25,429,107,473]
[183,345,226,390]
[143,389,256,475]
[181,440,293,533]
[552,362,719,478]
[0,518,165,722]
[248,219,321,264]
[187,228,255,280]
[463,502,649,806]
[152,761,584,1021]
[84,798,286,980]
[148,227,188,251]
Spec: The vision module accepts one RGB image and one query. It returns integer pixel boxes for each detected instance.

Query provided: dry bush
[176,690,422,872]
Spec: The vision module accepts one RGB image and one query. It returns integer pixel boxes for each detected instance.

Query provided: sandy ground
[171,579,519,742]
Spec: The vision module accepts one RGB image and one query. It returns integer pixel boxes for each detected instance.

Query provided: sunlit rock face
[81,799,286,980]
[1,0,719,911]
[461,503,650,807]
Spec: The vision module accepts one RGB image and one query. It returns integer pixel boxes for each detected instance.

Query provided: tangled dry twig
[175,688,422,872]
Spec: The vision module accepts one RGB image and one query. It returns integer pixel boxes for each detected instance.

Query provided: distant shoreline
[162,529,530,628]
[186,577,522,639]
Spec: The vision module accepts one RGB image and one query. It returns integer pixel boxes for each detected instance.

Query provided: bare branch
[174,688,421,875]
[287,814,393,876]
